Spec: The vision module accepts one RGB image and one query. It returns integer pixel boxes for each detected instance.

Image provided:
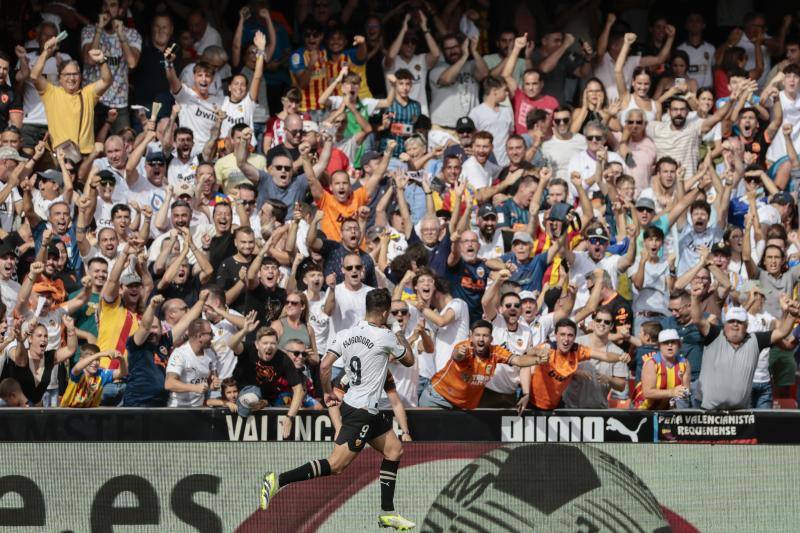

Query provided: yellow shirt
[214,152,267,194]
[39,82,99,154]
[96,296,140,368]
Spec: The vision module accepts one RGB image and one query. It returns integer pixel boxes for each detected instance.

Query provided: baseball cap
[46,243,60,257]
[443,144,466,161]
[519,290,536,301]
[658,329,681,343]
[302,120,319,133]
[146,151,166,163]
[770,191,795,205]
[635,197,656,211]
[174,182,194,197]
[0,146,26,162]
[548,202,571,222]
[37,169,64,187]
[477,204,497,219]
[725,307,748,323]
[586,226,610,242]
[366,226,384,241]
[120,272,142,286]
[512,231,533,244]
[455,117,476,133]
[0,240,16,257]
[710,242,731,256]
[360,150,382,167]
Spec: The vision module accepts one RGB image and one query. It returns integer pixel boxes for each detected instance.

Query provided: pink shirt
[512,89,559,134]
[612,132,657,195]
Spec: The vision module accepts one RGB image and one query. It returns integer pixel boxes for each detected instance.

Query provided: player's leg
[369,429,415,530]
[259,403,367,511]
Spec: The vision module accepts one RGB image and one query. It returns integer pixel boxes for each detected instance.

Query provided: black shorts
[335,402,393,452]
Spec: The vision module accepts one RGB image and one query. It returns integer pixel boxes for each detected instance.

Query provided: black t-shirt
[0,350,55,405]
[156,276,201,307]
[606,293,634,332]
[214,256,250,312]
[233,346,302,401]
[133,45,182,107]
[0,85,16,131]
[244,284,287,325]
[208,232,236,269]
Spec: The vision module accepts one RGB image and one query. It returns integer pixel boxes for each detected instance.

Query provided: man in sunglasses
[567,120,625,198]
[481,283,533,409]
[308,215,378,288]
[562,222,637,311]
[542,106,587,179]
[615,108,656,194]
[563,306,628,408]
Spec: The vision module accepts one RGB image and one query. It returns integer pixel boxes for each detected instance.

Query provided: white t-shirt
[627,258,670,314]
[208,312,242,380]
[570,252,622,309]
[0,279,20,315]
[735,33,770,87]
[221,94,256,139]
[748,311,775,384]
[388,308,424,407]
[528,311,556,346]
[0,187,21,232]
[431,298,470,373]
[766,90,800,162]
[166,343,218,407]
[329,283,373,368]
[477,229,505,261]
[468,103,514,167]
[541,134,587,179]
[566,149,625,199]
[179,63,229,97]
[462,156,501,190]
[485,314,531,394]
[677,41,716,88]
[328,320,406,413]
[307,292,331,355]
[429,59,481,128]
[167,149,203,189]
[174,83,224,147]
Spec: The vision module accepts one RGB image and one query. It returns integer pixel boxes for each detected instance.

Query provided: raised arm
[690,284,711,336]
[172,289,210,342]
[385,14,411,70]
[31,36,58,93]
[537,33,575,74]
[614,33,637,102]
[55,316,78,363]
[501,34,527,94]
[437,38,470,86]
[133,294,164,346]
[101,244,133,304]
[249,31,268,102]
[638,25,675,68]
[595,13,616,61]
[365,140,395,200]
[163,43,181,95]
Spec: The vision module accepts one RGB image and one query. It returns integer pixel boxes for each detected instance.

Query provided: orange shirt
[531,343,592,410]
[317,187,369,242]
[431,340,512,409]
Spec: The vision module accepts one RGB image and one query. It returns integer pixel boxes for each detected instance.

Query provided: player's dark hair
[86,256,109,269]
[365,288,392,314]
[642,225,664,240]
[471,319,493,332]
[394,68,414,81]
[264,198,288,221]
[220,377,238,393]
[174,126,194,139]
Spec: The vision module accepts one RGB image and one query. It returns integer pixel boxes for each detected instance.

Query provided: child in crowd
[60,345,127,408]
[207,377,240,413]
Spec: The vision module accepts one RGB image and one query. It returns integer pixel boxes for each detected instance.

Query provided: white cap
[302,120,319,133]
[658,329,681,343]
[725,307,748,323]
[519,291,536,301]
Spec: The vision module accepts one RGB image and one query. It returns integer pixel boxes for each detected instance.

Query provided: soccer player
[260,288,416,530]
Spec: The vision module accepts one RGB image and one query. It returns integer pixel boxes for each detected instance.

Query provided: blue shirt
[500,252,539,291]
[256,171,309,217]
[380,99,421,156]
[123,332,174,407]
[496,198,529,230]
[34,220,81,273]
[446,258,489,325]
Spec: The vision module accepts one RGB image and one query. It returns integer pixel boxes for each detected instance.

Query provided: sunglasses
[344,264,363,271]
[586,135,604,141]
[504,303,521,309]
[286,300,302,306]
[553,117,570,124]
[391,309,409,316]
[287,350,307,357]
[588,237,607,245]
[594,318,613,325]
[636,207,654,213]
[286,129,303,136]
[148,161,166,166]
[273,165,292,171]
[626,120,643,125]
[240,200,255,206]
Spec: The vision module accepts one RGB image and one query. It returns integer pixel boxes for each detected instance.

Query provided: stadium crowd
[0,0,799,419]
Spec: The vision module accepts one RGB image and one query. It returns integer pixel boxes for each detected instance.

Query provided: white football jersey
[327,321,406,413]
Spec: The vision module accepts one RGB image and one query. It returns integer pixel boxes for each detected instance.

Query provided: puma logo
[606,418,647,442]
